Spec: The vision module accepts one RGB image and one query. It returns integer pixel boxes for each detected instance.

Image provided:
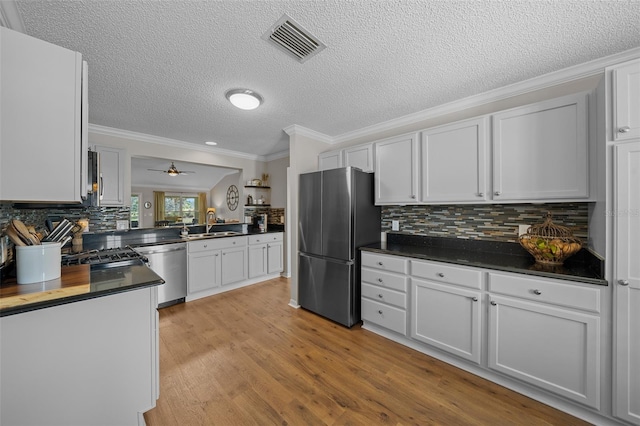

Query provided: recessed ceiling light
[225,89,263,110]
[205,141,217,146]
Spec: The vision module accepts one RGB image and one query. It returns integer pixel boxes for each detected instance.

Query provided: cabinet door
[344,143,374,172]
[613,59,640,141]
[411,279,481,364]
[187,250,220,293]
[95,145,125,206]
[613,141,640,424]
[420,118,487,203]
[0,27,83,202]
[221,246,247,285]
[488,295,600,408]
[267,241,283,274]
[248,244,267,278]
[374,133,420,204]
[318,150,343,171]
[492,93,589,201]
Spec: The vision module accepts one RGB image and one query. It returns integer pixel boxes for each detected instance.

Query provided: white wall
[211,171,242,222]
[266,156,289,208]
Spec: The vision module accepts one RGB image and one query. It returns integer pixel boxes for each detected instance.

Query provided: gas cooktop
[61,246,148,268]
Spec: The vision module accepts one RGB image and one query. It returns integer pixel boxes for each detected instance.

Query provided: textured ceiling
[12,0,640,158]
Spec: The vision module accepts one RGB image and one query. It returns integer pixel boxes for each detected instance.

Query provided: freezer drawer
[298,253,358,327]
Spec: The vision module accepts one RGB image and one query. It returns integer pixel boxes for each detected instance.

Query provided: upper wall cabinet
[318,150,343,171]
[94,145,125,206]
[344,143,374,172]
[612,58,640,141]
[420,117,488,203]
[374,133,420,204]
[492,92,589,201]
[0,27,87,203]
[318,142,374,173]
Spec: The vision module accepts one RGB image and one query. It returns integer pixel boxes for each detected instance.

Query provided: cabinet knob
[377,262,383,266]
[203,244,207,248]
[437,272,445,278]
[618,279,630,286]
[263,246,266,250]
[477,192,484,197]
[378,310,383,315]
[619,126,631,133]
[471,297,478,302]
[410,195,416,199]
[494,191,501,196]
[490,301,497,306]
[378,278,383,283]
[378,294,383,299]
[215,253,218,256]
[533,289,542,295]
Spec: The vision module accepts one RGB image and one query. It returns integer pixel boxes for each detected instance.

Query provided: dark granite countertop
[361,233,606,286]
[0,261,164,317]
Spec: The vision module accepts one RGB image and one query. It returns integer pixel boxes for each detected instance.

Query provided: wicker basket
[519,212,582,265]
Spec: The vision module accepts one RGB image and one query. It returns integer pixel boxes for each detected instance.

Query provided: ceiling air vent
[262,14,326,63]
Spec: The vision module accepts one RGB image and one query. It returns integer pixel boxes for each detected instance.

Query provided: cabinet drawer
[411,260,483,289]
[362,252,408,274]
[361,267,408,292]
[362,298,406,335]
[188,236,247,253]
[488,272,601,313]
[362,283,407,309]
[249,232,282,245]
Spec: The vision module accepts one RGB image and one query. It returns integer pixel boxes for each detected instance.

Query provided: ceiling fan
[147,161,195,177]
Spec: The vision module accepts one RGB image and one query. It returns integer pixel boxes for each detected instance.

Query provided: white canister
[16,242,62,284]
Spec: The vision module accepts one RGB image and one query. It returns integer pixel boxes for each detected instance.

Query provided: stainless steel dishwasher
[136,242,187,308]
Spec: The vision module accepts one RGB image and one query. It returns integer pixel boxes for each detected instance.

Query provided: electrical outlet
[518,225,530,236]
[392,220,400,231]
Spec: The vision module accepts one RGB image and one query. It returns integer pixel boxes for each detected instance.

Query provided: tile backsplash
[381,203,589,243]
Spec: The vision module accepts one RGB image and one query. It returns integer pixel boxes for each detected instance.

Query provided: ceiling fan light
[225,89,263,110]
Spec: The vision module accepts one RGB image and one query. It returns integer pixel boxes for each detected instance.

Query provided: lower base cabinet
[221,245,248,285]
[412,279,482,364]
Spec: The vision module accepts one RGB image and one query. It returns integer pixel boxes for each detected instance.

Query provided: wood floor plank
[144,278,590,426]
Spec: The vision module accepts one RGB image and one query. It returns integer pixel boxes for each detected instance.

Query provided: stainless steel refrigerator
[298,167,381,327]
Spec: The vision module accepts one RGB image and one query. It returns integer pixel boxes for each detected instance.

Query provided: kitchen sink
[183,231,242,240]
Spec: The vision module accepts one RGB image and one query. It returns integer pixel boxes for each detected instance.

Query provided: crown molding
[265,150,290,162]
[88,124,272,162]
[332,47,640,144]
[0,1,25,32]
[283,125,332,144]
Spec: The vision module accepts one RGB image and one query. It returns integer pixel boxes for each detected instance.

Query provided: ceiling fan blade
[178,171,195,174]
[147,168,167,172]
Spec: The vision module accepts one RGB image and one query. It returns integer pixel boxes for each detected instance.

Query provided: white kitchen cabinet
[613,141,640,424]
[411,260,483,364]
[0,27,86,203]
[0,287,158,425]
[344,143,374,172]
[187,240,221,293]
[361,252,409,335]
[374,133,420,204]
[95,145,126,206]
[221,239,248,286]
[612,59,640,141]
[248,232,283,278]
[318,149,343,171]
[492,92,589,201]
[487,272,601,409]
[420,117,488,203]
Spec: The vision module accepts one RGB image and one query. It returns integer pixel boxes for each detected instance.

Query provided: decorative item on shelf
[519,212,582,265]
[251,178,262,186]
[261,173,269,186]
[257,195,265,205]
[247,194,253,205]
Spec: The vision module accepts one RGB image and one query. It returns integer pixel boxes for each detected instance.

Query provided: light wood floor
[144,277,589,425]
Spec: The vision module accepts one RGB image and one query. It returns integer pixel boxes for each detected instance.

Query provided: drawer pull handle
[471,297,478,302]
[378,294,384,298]
[490,301,497,306]
[437,272,445,278]
[378,278,383,283]
[618,279,630,286]
[377,262,383,266]
[378,310,383,315]
[533,289,542,295]
[494,191,501,196]
[619,126,631,133]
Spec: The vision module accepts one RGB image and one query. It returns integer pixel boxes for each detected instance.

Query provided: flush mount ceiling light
[225,89,263,110]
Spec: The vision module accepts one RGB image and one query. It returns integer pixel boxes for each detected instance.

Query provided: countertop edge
[360,246,608,286]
